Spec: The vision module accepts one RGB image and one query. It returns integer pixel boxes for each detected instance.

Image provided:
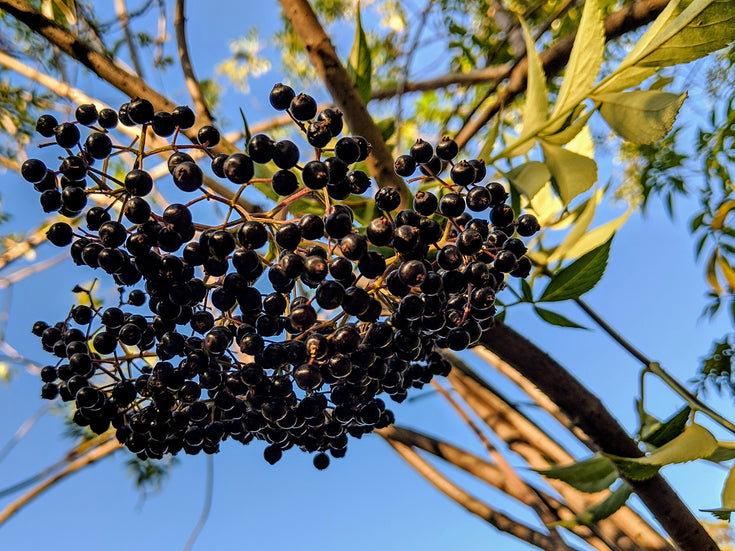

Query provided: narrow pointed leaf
[551,0,604,119]
[723,463,735,508]
[642,406,691,447]
[346,1,372,105]
[536,453,617,493]
[534,306,588,329]
[239,107,251,145]
[540,105,594,145]
[548,189,601,264]
[637,0,735,68]
[540,141,597,206]
[551,483,633,528]
[595,90,687,144]
[560,209,632,262]
[539,237,613,302]
[519,17,547,137]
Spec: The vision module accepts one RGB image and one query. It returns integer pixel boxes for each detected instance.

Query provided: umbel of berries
[27,83,539,469]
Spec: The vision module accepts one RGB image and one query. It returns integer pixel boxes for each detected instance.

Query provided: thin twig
[182,455,214,551]
[0,437,121,525]
[0,404,51,464]
[115,0,145,78]
[174,0,213,124]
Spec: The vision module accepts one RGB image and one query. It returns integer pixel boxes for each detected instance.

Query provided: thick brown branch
[174,0,213,125]
[278,0,410,208]
[480,322,719,551]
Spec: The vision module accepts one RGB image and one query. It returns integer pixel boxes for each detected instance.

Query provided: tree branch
[0,436,121,525]
[278,0,410,208]
[379,425,616,551]
[383,437,579,551]
[114,0,144,78]
[480,322,719,551]
[174,0,213,124]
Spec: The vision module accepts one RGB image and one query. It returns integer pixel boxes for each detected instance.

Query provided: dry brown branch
[174,0,213,124]
[383,437,579,551]
[115,0,144,78]
[0,47,261,213]
[447,362,673,551]
[470,347,595,449]
[0,436,121,525]
[481,322,716,551]
[278,0,410,208]
[379,425,614,551]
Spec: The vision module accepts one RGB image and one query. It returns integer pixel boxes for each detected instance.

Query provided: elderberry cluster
[24,83,539,469]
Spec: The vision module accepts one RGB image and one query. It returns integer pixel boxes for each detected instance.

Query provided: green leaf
[642,406,691,447]
[536,453,617,493]
[552,483,633,528]
[637,0,735,68]
[547,189,601,264]
[540,142,597,206]
[550,0,604,121]
[521,279,533,302]
[539,105,594,146]
[239,107,251,145]
[478,112,502,160]
[701,508,733,521]
[705,442,735,463]
[519,17,547,139]
[534,306,588,329]
[506,161,550,200]
[595,90,687,144]
[723,463,735,508]
[608,424,719,480]
[376,118,395,142]
[346,1,372,105]
[560,209,632,262]
[539,237,613,302]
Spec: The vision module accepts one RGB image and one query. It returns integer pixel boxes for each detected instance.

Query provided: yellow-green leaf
[707,251,725,295]
[346,1,372,105]
[723,464,735,509]
[550,0,604,120]
[637,0,735,68]
[506,161,550,200]
[540,142,597,206]
[706,441,735,463]
[558,208,632,262]
[540,105,594,145]
[519,17,547,138]
[711,200,735,230]
[595,90,687,144]
[717,255,735,291]
[548,189,601,264]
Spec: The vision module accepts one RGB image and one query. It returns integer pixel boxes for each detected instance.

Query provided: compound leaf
[539,237,613,302]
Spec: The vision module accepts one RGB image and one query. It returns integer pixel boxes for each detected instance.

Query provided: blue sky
[0,2,733,550]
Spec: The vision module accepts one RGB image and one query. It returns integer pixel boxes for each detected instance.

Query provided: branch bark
[480,322,719,551]
[383,437,580,551]
[278,0,410,208]
[174,0,213,124]
[0,436,121,525]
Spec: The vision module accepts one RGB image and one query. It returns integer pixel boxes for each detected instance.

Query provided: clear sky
[0,2,733,550]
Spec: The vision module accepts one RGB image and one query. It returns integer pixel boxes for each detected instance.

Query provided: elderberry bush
[26,83,540,469]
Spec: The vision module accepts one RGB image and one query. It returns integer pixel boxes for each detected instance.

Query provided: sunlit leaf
[519,17,547,138]
[540,142,597,206]
[595,90,687,144]
[346,1,372,105]
[547,189,601,264]
[550,0,604,121]
[642,406,691,447]
[557,208,632,262]
[506,161,550,200]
